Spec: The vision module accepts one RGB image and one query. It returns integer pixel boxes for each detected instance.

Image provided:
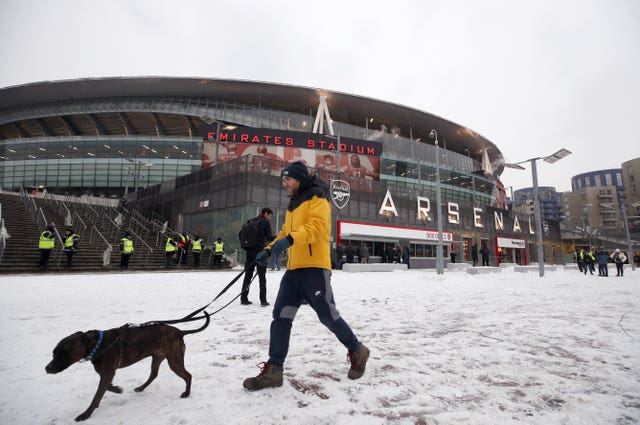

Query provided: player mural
[199,126,382,184]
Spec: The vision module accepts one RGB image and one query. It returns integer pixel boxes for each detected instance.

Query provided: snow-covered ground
[1,266,639,425]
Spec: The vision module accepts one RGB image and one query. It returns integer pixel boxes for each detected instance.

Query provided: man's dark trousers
[241,248,268,304]
[268,268,359,366]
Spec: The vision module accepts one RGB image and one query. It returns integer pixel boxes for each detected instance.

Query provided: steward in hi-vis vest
[191,236,203,269]
[213,238,224,268]
[63,229,80,268]
[165,235,178,268]
[120,231,134,269]
[38,223,56,270]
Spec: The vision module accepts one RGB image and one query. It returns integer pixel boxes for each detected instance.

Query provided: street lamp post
[214,121,221,166]
[199,117,237,166]
[619,192,636,271]
[531,158,545,275]
[583,203,593,250]
[429,129,444,275]
[124,158,154,194]
[505,148,571,277]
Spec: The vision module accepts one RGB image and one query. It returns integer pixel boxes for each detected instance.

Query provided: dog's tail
[180,310,211,336]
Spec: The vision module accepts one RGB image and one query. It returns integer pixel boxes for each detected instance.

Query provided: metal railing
[0,215,6,266]
[72,210,87,233]
[126,228,153,266]
[89,225,113,267]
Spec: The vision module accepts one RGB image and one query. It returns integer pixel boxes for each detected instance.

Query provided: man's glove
[270,235,293,261]
[255,250,270,267]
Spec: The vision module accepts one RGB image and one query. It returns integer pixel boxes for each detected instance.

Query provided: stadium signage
[200,126,382,157]
[379,189,536,234]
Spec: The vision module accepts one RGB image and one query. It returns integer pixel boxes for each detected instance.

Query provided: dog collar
[84,330,104,362]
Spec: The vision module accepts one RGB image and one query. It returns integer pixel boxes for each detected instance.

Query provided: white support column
[312,95,335,135]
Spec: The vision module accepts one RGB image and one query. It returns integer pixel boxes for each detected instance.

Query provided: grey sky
[1,0,638,192]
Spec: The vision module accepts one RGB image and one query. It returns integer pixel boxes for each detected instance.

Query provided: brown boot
[347,343,370,379]
[243,362,283,391]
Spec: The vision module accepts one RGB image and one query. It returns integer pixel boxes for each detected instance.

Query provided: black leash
[83,267,262,365]
[154,266,260,325]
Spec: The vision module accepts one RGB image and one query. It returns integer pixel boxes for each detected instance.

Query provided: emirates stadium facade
[0,77,562,267]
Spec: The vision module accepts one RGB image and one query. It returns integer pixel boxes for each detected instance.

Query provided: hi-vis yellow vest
[122,237,134,254]
[39,230,55,249]
[64,234,79,248]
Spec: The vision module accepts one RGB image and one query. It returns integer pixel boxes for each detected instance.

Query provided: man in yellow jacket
[243,161,369,391]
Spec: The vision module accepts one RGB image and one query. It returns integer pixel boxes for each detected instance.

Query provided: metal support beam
[88,113,108,136]
[59,116,80,136]
[34,118,53,137]
[118,113,134,135]
[11,122,29,139]
[312,95,335,135]
[151,113,166,136]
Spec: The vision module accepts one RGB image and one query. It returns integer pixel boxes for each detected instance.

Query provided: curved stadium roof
[0,77,504,173]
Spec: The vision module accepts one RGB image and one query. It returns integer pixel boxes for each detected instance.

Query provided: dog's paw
[180,391,190,398]
[108,384,123,394]
[75,411,91,421]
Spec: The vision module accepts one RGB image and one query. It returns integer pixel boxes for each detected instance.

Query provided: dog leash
[154,267,259,325]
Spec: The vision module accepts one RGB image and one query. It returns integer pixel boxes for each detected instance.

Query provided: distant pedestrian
[63,228,80,268]
[385,246,393,263]
[335,243,344,270]
[239,207,275,306]
[471,244,478,267]
[165,234,178,268]
[345,244,355,263]
[595,248,608,277]
[480,245,490,266]
[392,245,400,263]
[38,223,56,270]
[584,249,595,275]
[120,231,134,269]
[177,233,190,265]
[611,249,628,277]
[213,238,224,268]
[576,249,585,273]
[450,250,457,263]
[192,235,203,269]
[359,244,370,264]
[401,245,410,268]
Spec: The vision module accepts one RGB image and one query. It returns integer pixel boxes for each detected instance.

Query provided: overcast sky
[1,0,638,192]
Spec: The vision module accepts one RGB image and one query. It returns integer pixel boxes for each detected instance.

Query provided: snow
[1,267,639,425]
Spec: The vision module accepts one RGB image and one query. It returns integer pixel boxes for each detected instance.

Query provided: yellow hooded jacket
[267,184,332,271]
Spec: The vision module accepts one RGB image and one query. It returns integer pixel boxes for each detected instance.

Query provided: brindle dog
[45,312,210,421]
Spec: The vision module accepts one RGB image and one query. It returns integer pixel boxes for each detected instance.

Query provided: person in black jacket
[471,244,478,267]
[240,207,275,306]
[479,245,490,266]
[345,244,355,263]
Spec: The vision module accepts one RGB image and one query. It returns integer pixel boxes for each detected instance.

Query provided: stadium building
[0,77,562,267]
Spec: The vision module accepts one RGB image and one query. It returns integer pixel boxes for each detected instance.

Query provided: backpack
[238,217,262,249]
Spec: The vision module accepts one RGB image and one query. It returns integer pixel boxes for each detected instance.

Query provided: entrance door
[463,237,472,261]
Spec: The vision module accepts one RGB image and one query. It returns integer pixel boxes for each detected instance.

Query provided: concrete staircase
[0,191,234,274]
